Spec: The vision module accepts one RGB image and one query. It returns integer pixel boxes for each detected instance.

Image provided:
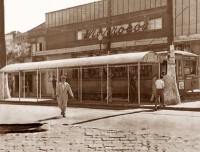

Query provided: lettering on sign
[79,21,149,39]
[143,53,160,62]
[81,21,148,39]
[78,18,162,40]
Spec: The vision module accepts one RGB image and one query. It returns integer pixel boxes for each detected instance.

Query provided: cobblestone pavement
[0,123,200,152]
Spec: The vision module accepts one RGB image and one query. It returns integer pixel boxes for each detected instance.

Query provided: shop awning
[0,51,159,73]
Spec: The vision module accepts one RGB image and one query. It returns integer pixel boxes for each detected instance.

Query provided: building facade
[32,0,168,61]
[13,0,199,98]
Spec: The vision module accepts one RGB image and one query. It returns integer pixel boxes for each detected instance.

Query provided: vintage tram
[1,50,199,103]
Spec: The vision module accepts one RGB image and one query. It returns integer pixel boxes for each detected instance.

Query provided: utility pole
[0,0,9,100]
[165,0,181,105]
[0,0,6,68]
[167,0,174,50]
[107,0,111,54]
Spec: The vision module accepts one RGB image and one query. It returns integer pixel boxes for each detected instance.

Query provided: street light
[98,33,103,53]
[98,32,104,102]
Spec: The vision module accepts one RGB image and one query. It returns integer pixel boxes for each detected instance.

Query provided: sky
[4,0,98,33]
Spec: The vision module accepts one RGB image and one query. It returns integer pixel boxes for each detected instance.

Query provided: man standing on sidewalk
[56,75,74,117]
[150,74,157,103]
[52,75,57,100]
[155,75,165,111]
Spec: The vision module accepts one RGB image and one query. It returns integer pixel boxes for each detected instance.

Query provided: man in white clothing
[56,75,74,117]
[155,75,165,110]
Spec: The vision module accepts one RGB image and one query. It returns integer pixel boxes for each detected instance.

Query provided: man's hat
[61,75,66,79]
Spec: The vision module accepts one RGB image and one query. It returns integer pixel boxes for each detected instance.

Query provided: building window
[39,43,43,51]
[77,31,83,40]
[33,43,43,52]
[148,18,162,30]
[175,44,190,51]
[31,44,36,53]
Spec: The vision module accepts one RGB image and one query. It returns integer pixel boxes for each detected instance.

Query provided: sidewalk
[1,97,200,111]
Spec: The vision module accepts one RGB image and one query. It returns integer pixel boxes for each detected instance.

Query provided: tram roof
[157,50,198,57]
[0,51,159,73]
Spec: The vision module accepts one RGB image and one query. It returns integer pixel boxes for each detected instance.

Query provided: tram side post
[127,65,130,102]
[101,67,103,102]
[80,66,83,102]
[19,71,21,102]
[40,71,42,99]
[138,62,140,105]
[36,69,39,102]
[2,72,4,99]
[23,72,25,98]
[107,64,108,104]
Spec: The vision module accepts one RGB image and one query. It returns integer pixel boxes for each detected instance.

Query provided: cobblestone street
[1,104,200,152]
[1,123,200,152]
[3,0,200,151]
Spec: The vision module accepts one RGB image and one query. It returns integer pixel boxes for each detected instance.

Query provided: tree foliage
[6,42,31,63]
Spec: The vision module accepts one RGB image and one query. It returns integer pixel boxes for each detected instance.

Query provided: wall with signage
[45,0,168,52]
[45,0,167,28]
[77,18,162,40]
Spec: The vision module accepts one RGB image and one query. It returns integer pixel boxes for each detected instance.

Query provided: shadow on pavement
[0,123,47,134]
[145,112,200,118]
[67,109,154,125]
[37,116,62,122]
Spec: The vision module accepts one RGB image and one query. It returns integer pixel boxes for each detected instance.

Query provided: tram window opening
[176,60,182,76]
[160,60,167,76]
[72,69,79,79]
[184,60,197,75]
[73,68,102,79]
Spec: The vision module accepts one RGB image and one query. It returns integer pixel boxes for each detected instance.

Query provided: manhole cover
[0,123,47,134]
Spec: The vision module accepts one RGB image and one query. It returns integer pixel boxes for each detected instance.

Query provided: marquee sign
[78,18,162,40]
